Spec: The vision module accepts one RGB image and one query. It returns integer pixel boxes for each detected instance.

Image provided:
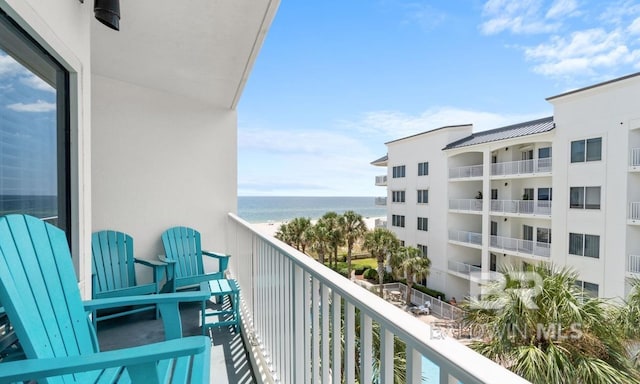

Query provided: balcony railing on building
[375,196,387,206]
[490,200,551,217]
[448,229,482,246]
[374,218,387,228]
[489,235,551,258]
[491,158,552,177]
[448,164,483,179]
[448,260,482,276]
[629,254,640,274]
[449,199,483,213]
[375,175,388,186]
[629,202,640,223]
[227,214,529,384]
[630,148,640,168]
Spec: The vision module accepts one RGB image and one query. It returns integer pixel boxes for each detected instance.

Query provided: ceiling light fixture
[94,0,120,31]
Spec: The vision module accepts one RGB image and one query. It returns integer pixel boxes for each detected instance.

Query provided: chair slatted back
[0,215,96,383]
[92,230,136,296]
[162,227,204,279]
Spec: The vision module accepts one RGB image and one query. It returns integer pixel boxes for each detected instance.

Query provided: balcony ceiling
[91,0,279,109]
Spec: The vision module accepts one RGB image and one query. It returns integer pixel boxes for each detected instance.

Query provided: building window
[537,227,551,243]
[491,189,498,200]
[0,10,70,239]
[417,244,428,257]
[417,217,428,231]
[418,162,429,176]
[538,147,551,158]
[576,280,599,297]
[392,214,405,228]
[538,188,552,201]
[391,190,405,203]
[392,165,406,178]
[569,186,600,209]
[569,233,600,258]
[571,138,602,163]
[417,189,429,204]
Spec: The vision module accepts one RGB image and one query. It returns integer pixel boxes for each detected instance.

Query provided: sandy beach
[251,216,385,237]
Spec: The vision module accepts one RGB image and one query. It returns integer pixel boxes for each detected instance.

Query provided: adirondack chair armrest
[157,255,176,264]
[134,257,166,268]
[202,250,230,271]
[83,290,210,312]
[0,336,209,383]
[135,257,168,286]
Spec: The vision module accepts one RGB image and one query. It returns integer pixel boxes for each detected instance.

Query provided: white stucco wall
[91,75,237,279]
[1,0,92,297]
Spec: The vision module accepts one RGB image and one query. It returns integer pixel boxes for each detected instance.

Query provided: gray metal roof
[443,116,554,150]
[370,154,388,165]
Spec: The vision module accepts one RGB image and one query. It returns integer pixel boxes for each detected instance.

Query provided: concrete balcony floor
[96,298,255,384]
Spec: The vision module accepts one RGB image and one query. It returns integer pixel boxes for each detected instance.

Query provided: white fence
[489,235,551,258]
[629,202,640,220]
[448,260,482,275]
[448,164,483,179]
[226,213,529,384]
[448,229,482,246]
[490,200,551,216]
[375,175,387,186]
[629,254,640,274]
[631,148,640,167]
[449,199,483,212]
[491,158,552,176]
[374,196,387,206]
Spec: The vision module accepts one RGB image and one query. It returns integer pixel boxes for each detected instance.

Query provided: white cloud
[629,17,640,35]
[480,0,561,35]
[0,54,23,78]
[20,75,55,93]
[524,28,640,77]
[6,100,56,112]
[545,0,578,19]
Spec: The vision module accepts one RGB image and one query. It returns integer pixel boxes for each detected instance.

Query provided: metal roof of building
[443,116,554,150]
[370,154,388,165]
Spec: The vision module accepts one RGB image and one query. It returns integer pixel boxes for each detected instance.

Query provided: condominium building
[374,72,640,301]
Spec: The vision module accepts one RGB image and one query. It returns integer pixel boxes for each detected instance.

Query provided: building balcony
[630,148,640,171]
[448,229,483,248]
[227,214,528,384]
[490,158,552,178]
[489,235,551,259]
[374,218,387,228]
[375,196,387,206]
[629,202,640,224]
[448,164,483,180]
[375,175,388,186]
[628,254,640,276]
[447,260,482,280]
[490,200,552,218]
[449,199,483,214]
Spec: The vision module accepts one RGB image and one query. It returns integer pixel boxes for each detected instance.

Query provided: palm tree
[340,210,367,278]
[318,212,343,269]
[363,228,399,296]
[389,246,431,306]
[613,278,640,366]
[309,220,332,264]
[462,264,639,384]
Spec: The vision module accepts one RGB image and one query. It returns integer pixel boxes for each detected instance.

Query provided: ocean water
[237,196,386,223]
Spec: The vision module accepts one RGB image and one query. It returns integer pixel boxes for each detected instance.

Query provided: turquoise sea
[237,196,386,223]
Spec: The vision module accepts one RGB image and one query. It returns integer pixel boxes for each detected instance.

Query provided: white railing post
[630,202,640,220]
[332,291,341,384]
[631,148,640,166]
[629,255,640,274]
[380,326,394,384]
[360,313,373,383]
[344,302,356,384]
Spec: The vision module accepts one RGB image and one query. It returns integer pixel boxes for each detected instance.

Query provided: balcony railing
[630,148,640,167]
[629,202,640,221]
[448,164,483,179]
[375,197,387,206]
[375,175,387,186]
[227,213,529,384]
[448,229,482,246]
[490,200,552,216]
[491,158,552,177]
[374,218,387,228]
[489,235,551,258]
[449,199,483,212]
[448,260,482,275]
[629,254,640,274]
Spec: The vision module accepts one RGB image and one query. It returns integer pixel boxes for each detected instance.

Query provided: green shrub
[363,268,377,280]
[338,267,349,278]
[354,265,367,275]
[397,279,446,301]
[337,254,346,262]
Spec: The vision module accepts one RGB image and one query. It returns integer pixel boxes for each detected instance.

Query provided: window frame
[417,189,429,204]
[569,186,601,210]
[417,217,428,231]
[0,9,71,241]
[392,214,405,228]
[392,165,406,178]
[569,232,600,258]
[418,161,429,176]
[571,137,602,163]
[391,190,406,203]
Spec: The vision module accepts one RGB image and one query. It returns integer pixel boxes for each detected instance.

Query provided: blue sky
[239,0,640,197]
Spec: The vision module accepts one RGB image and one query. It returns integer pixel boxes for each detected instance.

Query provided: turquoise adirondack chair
[92,230,166,325]
[160,226,230,293]
[0,214,211,383]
